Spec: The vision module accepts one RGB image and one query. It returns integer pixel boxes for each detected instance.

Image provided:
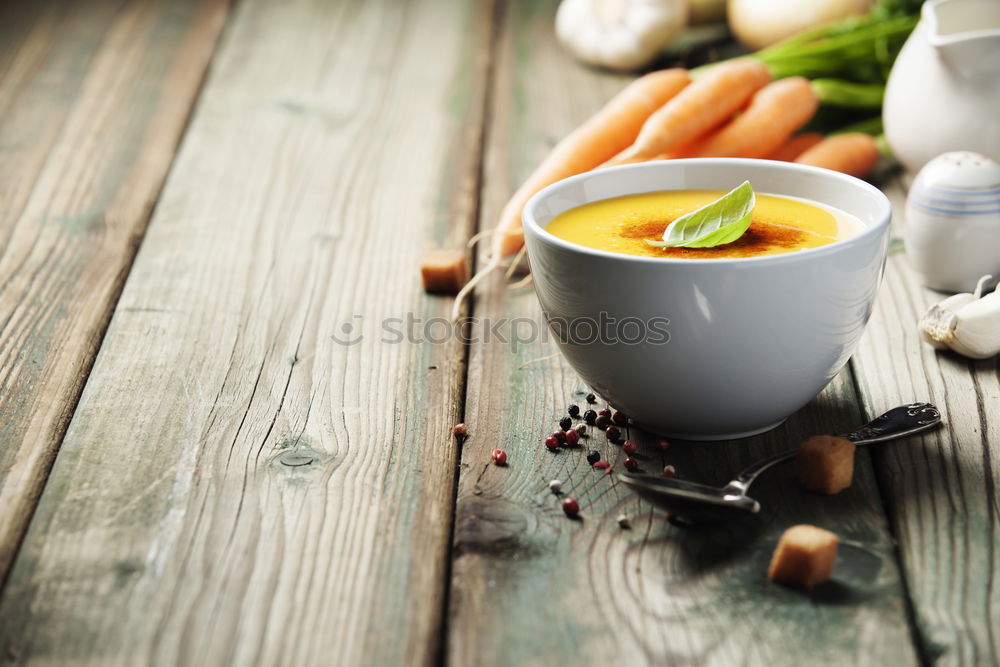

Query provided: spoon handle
[732,403,941,488]
[840,402,941,445]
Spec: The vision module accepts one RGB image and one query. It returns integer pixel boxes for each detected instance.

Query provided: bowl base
[634,419,787,442]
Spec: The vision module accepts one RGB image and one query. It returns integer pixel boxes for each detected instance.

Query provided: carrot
[493,69,690,259]
[683,78,819,159]
[767,132,824,162]
[794,132,880,178]
[449,68,691,319]
[606,59,771,166]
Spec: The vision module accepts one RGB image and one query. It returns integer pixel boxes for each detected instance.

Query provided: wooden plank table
[0,0,996,665]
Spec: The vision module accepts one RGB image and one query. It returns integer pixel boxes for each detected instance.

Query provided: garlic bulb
[555,0,688,72]
[919,275,1000,359]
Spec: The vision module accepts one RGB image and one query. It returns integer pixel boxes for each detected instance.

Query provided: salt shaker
[904,152,1000,293]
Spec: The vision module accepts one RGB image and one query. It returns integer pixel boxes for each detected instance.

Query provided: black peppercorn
[559,417,572,431]
[586,450,601,465]
[584,409,597,425]
[568,404,580,418]
[586,393,596,404]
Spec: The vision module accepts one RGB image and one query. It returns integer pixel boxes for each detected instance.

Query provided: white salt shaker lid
[916,151,1000,191]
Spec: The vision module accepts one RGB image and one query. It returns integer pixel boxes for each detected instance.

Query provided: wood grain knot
[278,452,316,467]
[453,497,537,557]
[269,439,328,472]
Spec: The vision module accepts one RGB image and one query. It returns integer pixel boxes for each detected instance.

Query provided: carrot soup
[545,189,864,259]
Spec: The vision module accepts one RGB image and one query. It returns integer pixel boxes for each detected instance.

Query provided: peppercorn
[559,417,572,431]
[612,411,627,425]
[562,497,580,517]
[622,440,637,455]
[452,423,469,437]
[656,439,670,452]
[598,408,612,419]
[549,479,562,493]
[586,450,601,465]
[565,429,580,447]
[595,415,610,430]
[553,430,567,444]
[661,464,676,478]
[586,393,596,404]
[544,435,560,451]
[624,456,639,471]
[575,424,587,435]
[568,404,580,418]
[584,409,597,425]
[605,425,620,441]
[491,449,507,465]
[617,514,631,529]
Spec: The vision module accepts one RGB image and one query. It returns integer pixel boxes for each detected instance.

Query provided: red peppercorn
[598,408,612,419]
[544,435,560,450]
[562,497,580,517]
[552,430,567,444]
[593,460,611,469]
[564,429,580,446]
[656,439,670,451]
[624,456,639,470]
[622,440,637,455]
[612,411,627,425]
[491,449,507,465]
[605,425,620,441]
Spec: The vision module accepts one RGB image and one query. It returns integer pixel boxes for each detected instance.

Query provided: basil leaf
[645,181,755,249]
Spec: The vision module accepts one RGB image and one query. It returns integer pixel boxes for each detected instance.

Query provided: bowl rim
[522,158,892,266]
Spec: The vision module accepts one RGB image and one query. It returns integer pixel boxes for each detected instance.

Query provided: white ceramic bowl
[523,159,892,440]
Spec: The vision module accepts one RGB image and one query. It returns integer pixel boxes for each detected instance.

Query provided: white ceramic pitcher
[883,0,1000,173]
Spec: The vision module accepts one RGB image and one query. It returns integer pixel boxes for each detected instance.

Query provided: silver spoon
[619,403,942,525]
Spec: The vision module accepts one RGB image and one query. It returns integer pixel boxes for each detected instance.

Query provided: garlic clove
[944,284,1000,359]
[919,274,1000,359]
[918,292,977,349]
[919,303,962,350]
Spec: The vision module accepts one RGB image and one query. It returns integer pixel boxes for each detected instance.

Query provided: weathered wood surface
[851,175,1000,666]
[1,0,998,665]
[447,2,918,665]
[0,0,493,664]
[0,0,231,585]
